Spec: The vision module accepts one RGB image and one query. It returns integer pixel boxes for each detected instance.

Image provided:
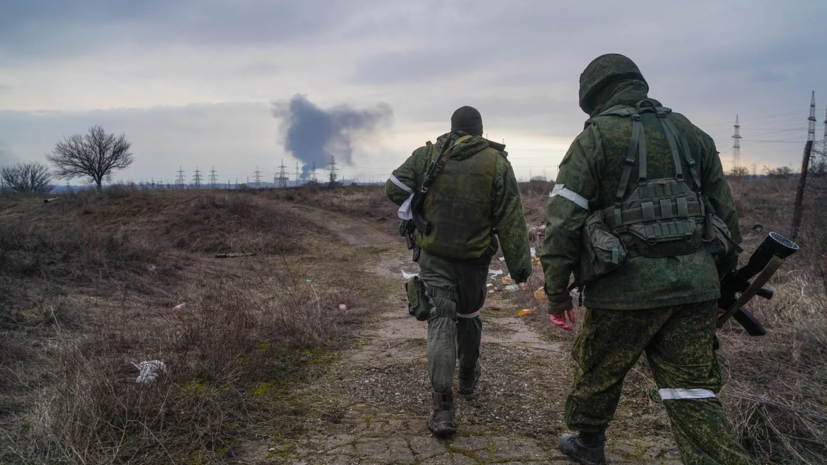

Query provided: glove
[550,309,575,331]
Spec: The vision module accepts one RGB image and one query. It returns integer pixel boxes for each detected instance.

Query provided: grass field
[0,178,824,464]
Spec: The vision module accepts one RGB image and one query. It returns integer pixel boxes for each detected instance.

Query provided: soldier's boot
[427,392,456,435]
[559,432,606,465]
[457,360,482,395]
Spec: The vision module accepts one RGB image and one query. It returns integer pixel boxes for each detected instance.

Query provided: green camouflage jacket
[386,133,532,283]
[541,82,742,313]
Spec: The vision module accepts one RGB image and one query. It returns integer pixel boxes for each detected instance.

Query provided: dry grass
[1,180,824,464]
[263,185,398,236]
[0,186,371,464]
[721,177,827,465]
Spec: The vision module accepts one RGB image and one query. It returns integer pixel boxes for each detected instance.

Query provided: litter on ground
[402,270,419,279]
[518,307,538,316]
[530,247,536,257]
[502,277,516,285]
[504,284,520,292]
[172,303,186,310]
[534,287,547,301]
[133,360,167,385]
[488,269,503,276]
[339,304,348,311]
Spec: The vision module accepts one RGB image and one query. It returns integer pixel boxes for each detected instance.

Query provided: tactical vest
[418,141,500,261]
[575,99,735,285]
[597,99,706,257]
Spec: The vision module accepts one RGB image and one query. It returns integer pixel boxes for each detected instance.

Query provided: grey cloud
[0,0,381,62]
[2,0,826,176]
[750,70,789,83]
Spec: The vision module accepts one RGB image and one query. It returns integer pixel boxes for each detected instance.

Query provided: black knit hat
[451,106,483,136]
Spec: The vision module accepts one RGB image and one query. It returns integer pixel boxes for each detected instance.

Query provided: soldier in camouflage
[541,54,753,465]
[386,106,532,435]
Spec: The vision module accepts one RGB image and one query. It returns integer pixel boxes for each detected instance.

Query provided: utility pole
[176,166,186,189]
[192,166,202,189]
[791,91,817,240]
[276,160,288,188]
[327,156,338,187]
[821,108,827,159]
[732,115,742,172]
[253,166,262,188]
[310,162,318,184]
[209,166,218,188]
[295,162,301,187]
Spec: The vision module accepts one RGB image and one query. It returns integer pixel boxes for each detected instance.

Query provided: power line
[732,115,741,170]
[175,166,186,188]
[209,166,218,188]
[192,166,202,189]
[253,166,262,187]
[276,160,288,188]
[295,162,301,187]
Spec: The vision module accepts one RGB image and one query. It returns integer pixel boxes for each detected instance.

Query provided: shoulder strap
[613,107,645,227]
[660,116,702,190]
[655,111,702,190]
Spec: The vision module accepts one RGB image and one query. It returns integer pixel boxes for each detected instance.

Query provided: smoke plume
[272,94,392,178]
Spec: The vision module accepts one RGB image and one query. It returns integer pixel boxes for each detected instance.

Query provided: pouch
[405,276,432,321]
[703,213,742,257]
[575,210,629,285]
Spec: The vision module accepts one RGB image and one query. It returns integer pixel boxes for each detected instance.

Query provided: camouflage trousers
[419,252,489,395]
[565,301,753,465]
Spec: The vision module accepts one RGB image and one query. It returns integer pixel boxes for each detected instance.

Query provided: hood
[435,133,498,161]
[590,79,657,117]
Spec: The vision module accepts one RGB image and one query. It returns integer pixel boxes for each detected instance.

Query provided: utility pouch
[575,210,629,285]
[703,212,742,257]
[405,276,432,321]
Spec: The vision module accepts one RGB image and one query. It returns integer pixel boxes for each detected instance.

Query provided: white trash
[488,269,503,276]
[133,360,167,385]
[402,271,419,279]
[530,247,536,258]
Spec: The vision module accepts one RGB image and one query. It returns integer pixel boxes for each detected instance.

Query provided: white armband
[550,184,589,209]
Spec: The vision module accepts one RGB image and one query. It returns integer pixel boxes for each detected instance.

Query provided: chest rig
[596,99,706,258]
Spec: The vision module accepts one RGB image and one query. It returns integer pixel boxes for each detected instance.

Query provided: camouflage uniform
[387,133,532,396]
[542,54,752,465]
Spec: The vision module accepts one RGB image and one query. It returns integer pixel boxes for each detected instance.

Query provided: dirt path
[246,207,681,465]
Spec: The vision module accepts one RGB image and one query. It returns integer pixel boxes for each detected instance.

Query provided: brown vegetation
[0,178,824,464]
[0,187,373,464]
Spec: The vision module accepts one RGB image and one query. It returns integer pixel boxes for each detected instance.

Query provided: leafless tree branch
[46,125,133,190]
[0,162,53,193]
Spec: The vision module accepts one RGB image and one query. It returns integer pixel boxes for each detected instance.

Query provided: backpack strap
[661,117,702,190]
[613,107,645,227]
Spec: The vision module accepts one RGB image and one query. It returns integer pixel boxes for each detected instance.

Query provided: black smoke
[272,94,392,178]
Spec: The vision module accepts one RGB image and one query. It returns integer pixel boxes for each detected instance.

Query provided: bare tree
[47,126,133,190]
[0,162,53,193]
[729,166,750,178]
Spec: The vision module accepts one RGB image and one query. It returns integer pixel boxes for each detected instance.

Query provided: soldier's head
[579,54,648,114]
[451,106,483,136]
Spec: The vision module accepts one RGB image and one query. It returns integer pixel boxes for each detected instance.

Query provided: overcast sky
[1,0,826,185]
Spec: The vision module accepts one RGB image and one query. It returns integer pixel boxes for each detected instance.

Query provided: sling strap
[420,134,472,195]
